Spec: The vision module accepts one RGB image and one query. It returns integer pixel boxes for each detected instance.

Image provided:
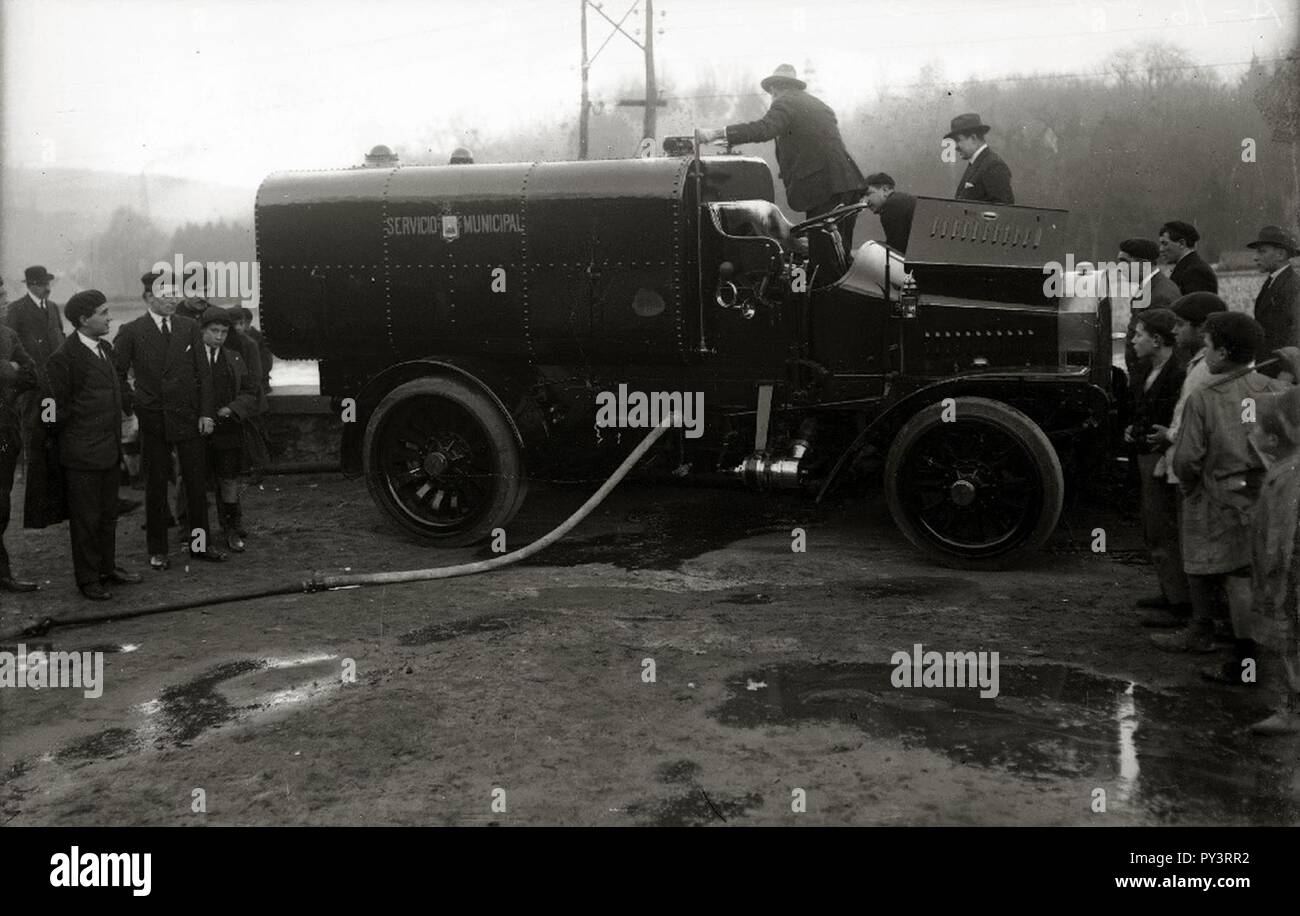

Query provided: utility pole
[579,0,589,159]
[581,1,663,158]
[643,0,656,142]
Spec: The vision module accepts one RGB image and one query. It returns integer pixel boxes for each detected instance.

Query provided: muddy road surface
[2,473,1297,826]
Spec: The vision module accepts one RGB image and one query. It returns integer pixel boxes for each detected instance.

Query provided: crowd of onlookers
[1121,222,1300,736]
[0,266,271,604]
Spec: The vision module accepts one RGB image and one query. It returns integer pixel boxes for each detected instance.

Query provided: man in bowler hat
[946,114,1014,204]
[5,265,67,530]
[113,271,226,569]
[44,290,142,599]
[1247,225,1299,380]
[695,64,867,271]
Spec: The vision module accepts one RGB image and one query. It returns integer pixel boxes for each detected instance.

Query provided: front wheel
[363,376,524,547]
[884,397,1064,570]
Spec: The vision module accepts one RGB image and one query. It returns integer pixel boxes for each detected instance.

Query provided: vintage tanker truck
[254,151,1114,568]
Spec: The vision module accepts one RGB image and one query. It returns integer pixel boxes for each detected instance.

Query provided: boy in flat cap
[45,291,142,599]
[199,307,259,552]
[1154,311,1288,658]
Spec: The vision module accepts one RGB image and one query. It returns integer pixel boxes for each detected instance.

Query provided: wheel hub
[949,478,977,507]
[422,450,450,477]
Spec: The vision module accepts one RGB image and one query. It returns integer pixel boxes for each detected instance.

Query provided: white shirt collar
[971,143,988,163]
[149,309,171,330]
[76,330,102,353]
[1270,263,1292,282]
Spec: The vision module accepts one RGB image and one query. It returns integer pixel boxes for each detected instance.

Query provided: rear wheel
[363,376,523,547]
[884,397,1064,569]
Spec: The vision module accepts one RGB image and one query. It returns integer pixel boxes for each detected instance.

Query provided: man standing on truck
[946,113,1015,204]
[694,64,866,273]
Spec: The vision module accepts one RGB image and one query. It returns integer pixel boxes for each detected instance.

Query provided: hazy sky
[3,0,1296,188]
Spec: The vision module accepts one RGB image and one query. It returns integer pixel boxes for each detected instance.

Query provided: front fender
[340,357,547,476]
[815,371,1110,501]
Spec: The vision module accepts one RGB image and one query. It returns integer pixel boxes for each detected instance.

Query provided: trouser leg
[139,421,171,555]
[96,464,120,578]
[1138,454,1189,605]
[65,469,103,586]
[175,436,211,550]
[0,432,19,578]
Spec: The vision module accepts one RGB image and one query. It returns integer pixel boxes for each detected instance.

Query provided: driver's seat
[712,200,798,251]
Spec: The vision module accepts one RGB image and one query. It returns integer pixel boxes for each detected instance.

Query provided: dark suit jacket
[1169,250,1218,295]
[878,191,917,253]
[1131,270,1181,310]
[0,325,37,431]
[113,312,213,442]
[1254,264,1299,375]
[1129,354,1186,450]
[954,147,1014,204]
[726,89,866,213]
[45,335,123,471]
[4,292,66,375]
[206,344,259,419]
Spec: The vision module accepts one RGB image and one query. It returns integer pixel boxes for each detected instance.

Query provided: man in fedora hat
[945,113,1014,204]
[5,265,67,531]
[695,64,866,270]
[1247,225,1299,380]
[449,147,474,165]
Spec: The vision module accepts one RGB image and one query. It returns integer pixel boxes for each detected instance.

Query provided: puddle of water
[398,613,545,646]
[56,653,344,763]
[714,662,1299,824]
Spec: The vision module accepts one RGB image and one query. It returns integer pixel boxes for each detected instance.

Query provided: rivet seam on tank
[520,164,537,364]
[380,166,398,355]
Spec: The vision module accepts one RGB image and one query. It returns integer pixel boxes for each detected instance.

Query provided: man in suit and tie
[5,265,68,530]
[862,173,917,254]
[1247,225,1299,381]
[1159,220,1218,295]
[0,277,40,594]
[113,271,225,569]
[695,64,867,273]
[44,291,142,600]
[946,114,1015,204]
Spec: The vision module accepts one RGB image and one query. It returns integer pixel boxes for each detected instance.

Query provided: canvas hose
[0,413,679,642]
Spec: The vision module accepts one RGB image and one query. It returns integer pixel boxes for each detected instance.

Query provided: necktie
[1259,276,1273,300]
[210,347,218,368]
[97,342,107,361]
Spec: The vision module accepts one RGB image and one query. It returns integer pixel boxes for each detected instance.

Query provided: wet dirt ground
[2,470,1297,826]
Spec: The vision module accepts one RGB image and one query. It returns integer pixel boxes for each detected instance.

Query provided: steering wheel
[789,201,871,236]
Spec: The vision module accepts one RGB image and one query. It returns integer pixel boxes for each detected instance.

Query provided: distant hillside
[2,167,254,283]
